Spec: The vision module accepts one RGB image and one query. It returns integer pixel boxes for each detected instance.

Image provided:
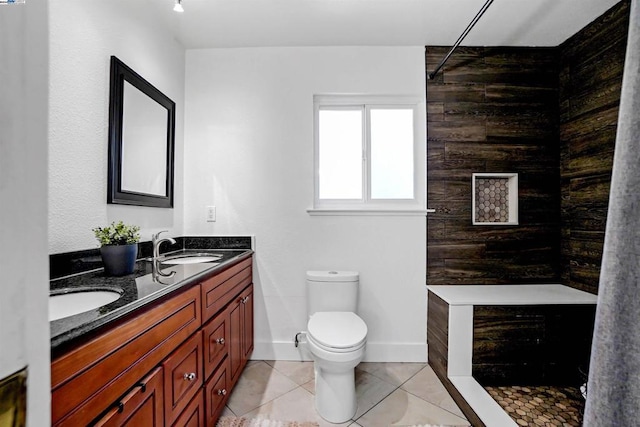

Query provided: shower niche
[472,173,518,225]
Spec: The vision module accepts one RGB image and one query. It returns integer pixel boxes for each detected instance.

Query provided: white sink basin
[49,290,122,321]
[161,255,222,265]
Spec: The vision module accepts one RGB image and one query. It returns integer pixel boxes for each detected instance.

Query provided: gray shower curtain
[583,0,640,425]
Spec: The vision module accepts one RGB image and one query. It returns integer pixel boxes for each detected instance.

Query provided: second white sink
[161,255,222,265]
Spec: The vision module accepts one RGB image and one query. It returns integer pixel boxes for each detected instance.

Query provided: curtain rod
[427,0,495,80]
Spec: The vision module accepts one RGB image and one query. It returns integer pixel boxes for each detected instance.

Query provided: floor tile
[242,386,351,427]
[298,369,396,419]
[400,366,467,419]
[302,379,315,394]
[356,362,425,387]
[265,360,315,385]
[220,405,235,417]
[353,370,397,418]
[356,389,470,426]
[226,361,299,416]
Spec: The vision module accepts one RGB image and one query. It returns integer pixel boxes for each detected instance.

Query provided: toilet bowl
[305,271,368,423]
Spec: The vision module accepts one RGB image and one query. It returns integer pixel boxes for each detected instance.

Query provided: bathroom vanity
[427,285,597,427]
[50,249,253,426]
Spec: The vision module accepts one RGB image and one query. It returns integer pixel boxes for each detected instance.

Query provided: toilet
[305,271,368,423]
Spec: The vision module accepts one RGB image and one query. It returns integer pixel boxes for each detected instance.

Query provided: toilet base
[315,366,357,423]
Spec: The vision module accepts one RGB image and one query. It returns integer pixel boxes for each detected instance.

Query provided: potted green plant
[93,221,141,276]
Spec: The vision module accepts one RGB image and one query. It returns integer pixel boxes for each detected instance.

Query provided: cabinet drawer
[203,312,229,380]
[93,367,164,427]
[201,257,252,322]
[172,391,205,427]
[163,331,204,426]
[204,365,228,426]
[52,286,201,426]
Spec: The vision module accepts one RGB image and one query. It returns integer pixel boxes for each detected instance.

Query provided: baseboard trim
[251,341,427,362]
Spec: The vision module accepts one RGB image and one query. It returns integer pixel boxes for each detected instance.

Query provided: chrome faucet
[152,230,176,261]
[152,230,177,281]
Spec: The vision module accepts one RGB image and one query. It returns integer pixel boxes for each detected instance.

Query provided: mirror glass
[121,81,168,196]
[108,56,175,208]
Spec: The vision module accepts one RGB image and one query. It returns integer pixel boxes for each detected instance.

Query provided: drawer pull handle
[240,296,250,304]
[217,389,227,396]
[183,372,197,381]
[215,338,225,345]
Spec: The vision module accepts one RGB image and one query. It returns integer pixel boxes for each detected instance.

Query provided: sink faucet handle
[152,230,170,241]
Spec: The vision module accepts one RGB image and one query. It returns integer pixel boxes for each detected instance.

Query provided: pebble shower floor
[484,385,584,426]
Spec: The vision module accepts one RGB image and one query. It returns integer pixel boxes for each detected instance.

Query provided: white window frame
[309,94,427,215]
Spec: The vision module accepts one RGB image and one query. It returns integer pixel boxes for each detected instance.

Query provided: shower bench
[427,284,597,427]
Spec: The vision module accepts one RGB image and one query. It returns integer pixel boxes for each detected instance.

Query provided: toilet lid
[308,312,367,349]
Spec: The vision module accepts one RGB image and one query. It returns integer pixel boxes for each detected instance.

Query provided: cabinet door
[228,284,255,387]
[93,367,164,427]
[163,331,204,426]
[241,285,254,361]
[203,311,229,381]
[204,365,228,426]
[171,391,205,427]
[227,298,243,386]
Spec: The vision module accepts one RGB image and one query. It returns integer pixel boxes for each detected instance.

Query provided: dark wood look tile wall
[559,0,630,294]
[427,292,485,427]
[426,47,561,286]
[472,305,595,386]
[427,291,449,380]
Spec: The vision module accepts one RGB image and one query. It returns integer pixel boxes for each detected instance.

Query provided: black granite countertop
[50,248,253,354]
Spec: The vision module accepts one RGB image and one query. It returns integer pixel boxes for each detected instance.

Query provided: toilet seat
[307,312,367,352]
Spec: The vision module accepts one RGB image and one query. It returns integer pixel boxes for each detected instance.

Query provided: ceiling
[150,0,620,49]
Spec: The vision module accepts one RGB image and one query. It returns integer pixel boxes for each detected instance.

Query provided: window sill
[307,208,435,216]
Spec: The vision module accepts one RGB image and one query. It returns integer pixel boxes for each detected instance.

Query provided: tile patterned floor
[222,361,470,427]
[484,385,585,427]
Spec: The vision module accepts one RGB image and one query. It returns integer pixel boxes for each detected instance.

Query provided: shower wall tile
[559,0,630,294]
[426,45,560,286]
[425,0,630,291]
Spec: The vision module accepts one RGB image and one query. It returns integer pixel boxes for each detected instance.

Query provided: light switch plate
[206,206,216,222]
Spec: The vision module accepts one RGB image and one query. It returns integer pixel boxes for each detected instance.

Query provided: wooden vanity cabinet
[203,304,230,380]
[51,286,201,426]
[204,364,229,425]
[241,286,254,362]
[51,255,254,427]
[228,285,254,387]
[172,392,205,427]
[93,367,164,427]
[163,331,204,425]
[201,257,252,322]
[200,259,253,423]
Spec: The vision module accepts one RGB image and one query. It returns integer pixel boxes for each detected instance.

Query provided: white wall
[184,47,427,361]
[0,0,50,425]
[48,0,186,253]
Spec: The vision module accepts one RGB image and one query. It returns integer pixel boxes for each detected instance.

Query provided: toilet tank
[306,271,359,316]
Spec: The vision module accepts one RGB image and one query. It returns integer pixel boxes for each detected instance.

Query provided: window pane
[318,109,363,199]
[370,108,414,199]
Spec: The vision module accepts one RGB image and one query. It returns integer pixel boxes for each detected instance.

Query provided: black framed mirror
[108,56,175,208]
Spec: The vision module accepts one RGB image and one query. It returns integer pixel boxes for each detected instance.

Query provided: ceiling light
[173,0,184,13]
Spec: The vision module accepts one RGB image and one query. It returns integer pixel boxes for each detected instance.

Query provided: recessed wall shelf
[472,173,518,225]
